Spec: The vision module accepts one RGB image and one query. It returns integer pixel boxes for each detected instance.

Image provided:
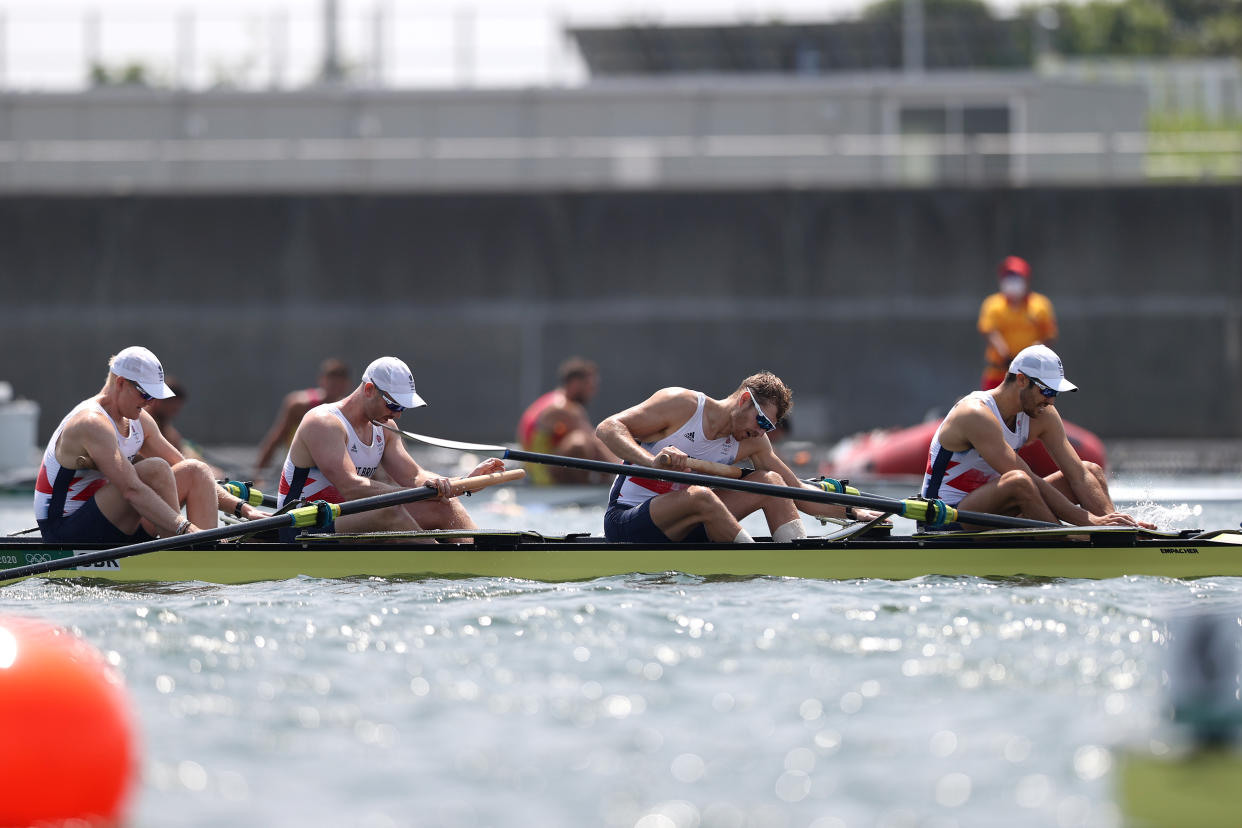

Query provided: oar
[373,422,1057,531]
[0,469,525,582]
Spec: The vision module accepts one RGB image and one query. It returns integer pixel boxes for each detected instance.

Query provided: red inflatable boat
[823,419,1107,481]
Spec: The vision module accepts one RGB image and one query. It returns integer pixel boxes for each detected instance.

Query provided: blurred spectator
[977,255,1058,390]
[252,358,351,484]
[516,357,618,485]
[147,377,221,477]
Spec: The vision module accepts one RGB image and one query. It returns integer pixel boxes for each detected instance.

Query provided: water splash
[1126,499,1203,531]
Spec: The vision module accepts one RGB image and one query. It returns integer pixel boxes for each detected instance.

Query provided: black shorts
[38,497,154,545]
[604,498,709,544]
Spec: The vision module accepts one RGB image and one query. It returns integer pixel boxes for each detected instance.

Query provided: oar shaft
[501,448,1052,529]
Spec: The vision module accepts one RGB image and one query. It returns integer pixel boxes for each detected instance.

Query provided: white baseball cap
[110,346,176,399]
[1009,344,1078,392]
[362,356,427,409]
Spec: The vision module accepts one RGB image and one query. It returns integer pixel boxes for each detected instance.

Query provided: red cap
[999,256,1030,279]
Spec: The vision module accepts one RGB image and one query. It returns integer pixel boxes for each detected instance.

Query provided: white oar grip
[449,468,526,496]
[654,455,743,479]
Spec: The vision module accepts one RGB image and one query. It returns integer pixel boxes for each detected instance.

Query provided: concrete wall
[1,185,1238,449]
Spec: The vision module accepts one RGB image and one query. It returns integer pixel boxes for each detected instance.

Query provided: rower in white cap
[34,346,266,543]
[919,344,1154,529]
[274,355,505,542]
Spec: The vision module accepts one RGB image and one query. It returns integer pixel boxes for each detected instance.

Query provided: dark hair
[738,371,793,421]
[558,358,598,386]
[320,358,349,378]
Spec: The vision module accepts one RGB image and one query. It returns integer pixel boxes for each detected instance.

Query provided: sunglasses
[1027,376,1058,398]
[746,387,776,433]
[129,379,154,401]
[375,386,405,413]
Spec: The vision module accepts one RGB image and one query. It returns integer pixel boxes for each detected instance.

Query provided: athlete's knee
[749,470,784,487]
[685,485,728,516]
[134,456,174,482]
[175,457,214,480]
[1082,461,1106,482]
[998,469,1039,495]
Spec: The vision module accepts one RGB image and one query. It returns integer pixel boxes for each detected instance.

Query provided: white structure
[0,383,39,474]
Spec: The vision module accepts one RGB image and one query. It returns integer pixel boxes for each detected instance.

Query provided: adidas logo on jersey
[683,431,695,441]
[350,443,358,453]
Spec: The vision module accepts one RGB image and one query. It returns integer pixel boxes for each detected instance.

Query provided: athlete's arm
[298,412,398,501]
[1032,411,1146,527]
[64,412,187,535]
[135,410,185,466]
[742,437,876,521]
[596,388,694,467]
[378,432,455,499]
[253,393,309,478]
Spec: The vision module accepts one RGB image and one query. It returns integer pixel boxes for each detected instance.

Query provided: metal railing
[0,130,1237,189]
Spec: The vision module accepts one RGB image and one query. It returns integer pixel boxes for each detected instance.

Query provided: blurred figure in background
[145,377,222,477]
[978,255,1058,390]
[253,358,351,485]
[147,377,195,458]
[517,357,618,484]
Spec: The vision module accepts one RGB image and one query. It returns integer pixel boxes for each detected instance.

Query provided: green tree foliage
[89,61,156,88]
[1020,0,1242,56]
[861,0,1242,56]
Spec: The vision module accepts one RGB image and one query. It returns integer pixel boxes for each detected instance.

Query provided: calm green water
[2,477,1240,828]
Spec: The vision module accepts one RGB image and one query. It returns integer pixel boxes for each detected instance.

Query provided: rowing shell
[2,526,1241,584]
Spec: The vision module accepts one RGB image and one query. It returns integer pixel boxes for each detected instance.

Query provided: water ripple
[5,572,1242,827]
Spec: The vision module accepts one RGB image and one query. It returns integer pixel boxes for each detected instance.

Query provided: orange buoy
[0,616,137,827]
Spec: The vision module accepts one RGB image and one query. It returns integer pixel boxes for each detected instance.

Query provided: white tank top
[610,393,739,508]
[276,403,385,507]
[921,391,1029,506]
[34,399,145,520]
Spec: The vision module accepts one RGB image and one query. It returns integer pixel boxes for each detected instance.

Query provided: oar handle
[451,468,525,495]
[654,455,743,479]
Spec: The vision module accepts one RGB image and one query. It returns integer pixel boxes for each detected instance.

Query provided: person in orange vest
[977,256,1058,390]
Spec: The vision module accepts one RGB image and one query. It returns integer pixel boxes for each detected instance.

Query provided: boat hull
[3,530,1241,584]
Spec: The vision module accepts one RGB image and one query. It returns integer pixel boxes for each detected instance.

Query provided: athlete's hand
[239,503,267,521]
[653,447,689,470]
[426,476,454,500]
[467,458,506,478]
[1089,511,1157,530]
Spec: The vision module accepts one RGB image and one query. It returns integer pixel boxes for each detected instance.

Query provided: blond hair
[738,371,792,421]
